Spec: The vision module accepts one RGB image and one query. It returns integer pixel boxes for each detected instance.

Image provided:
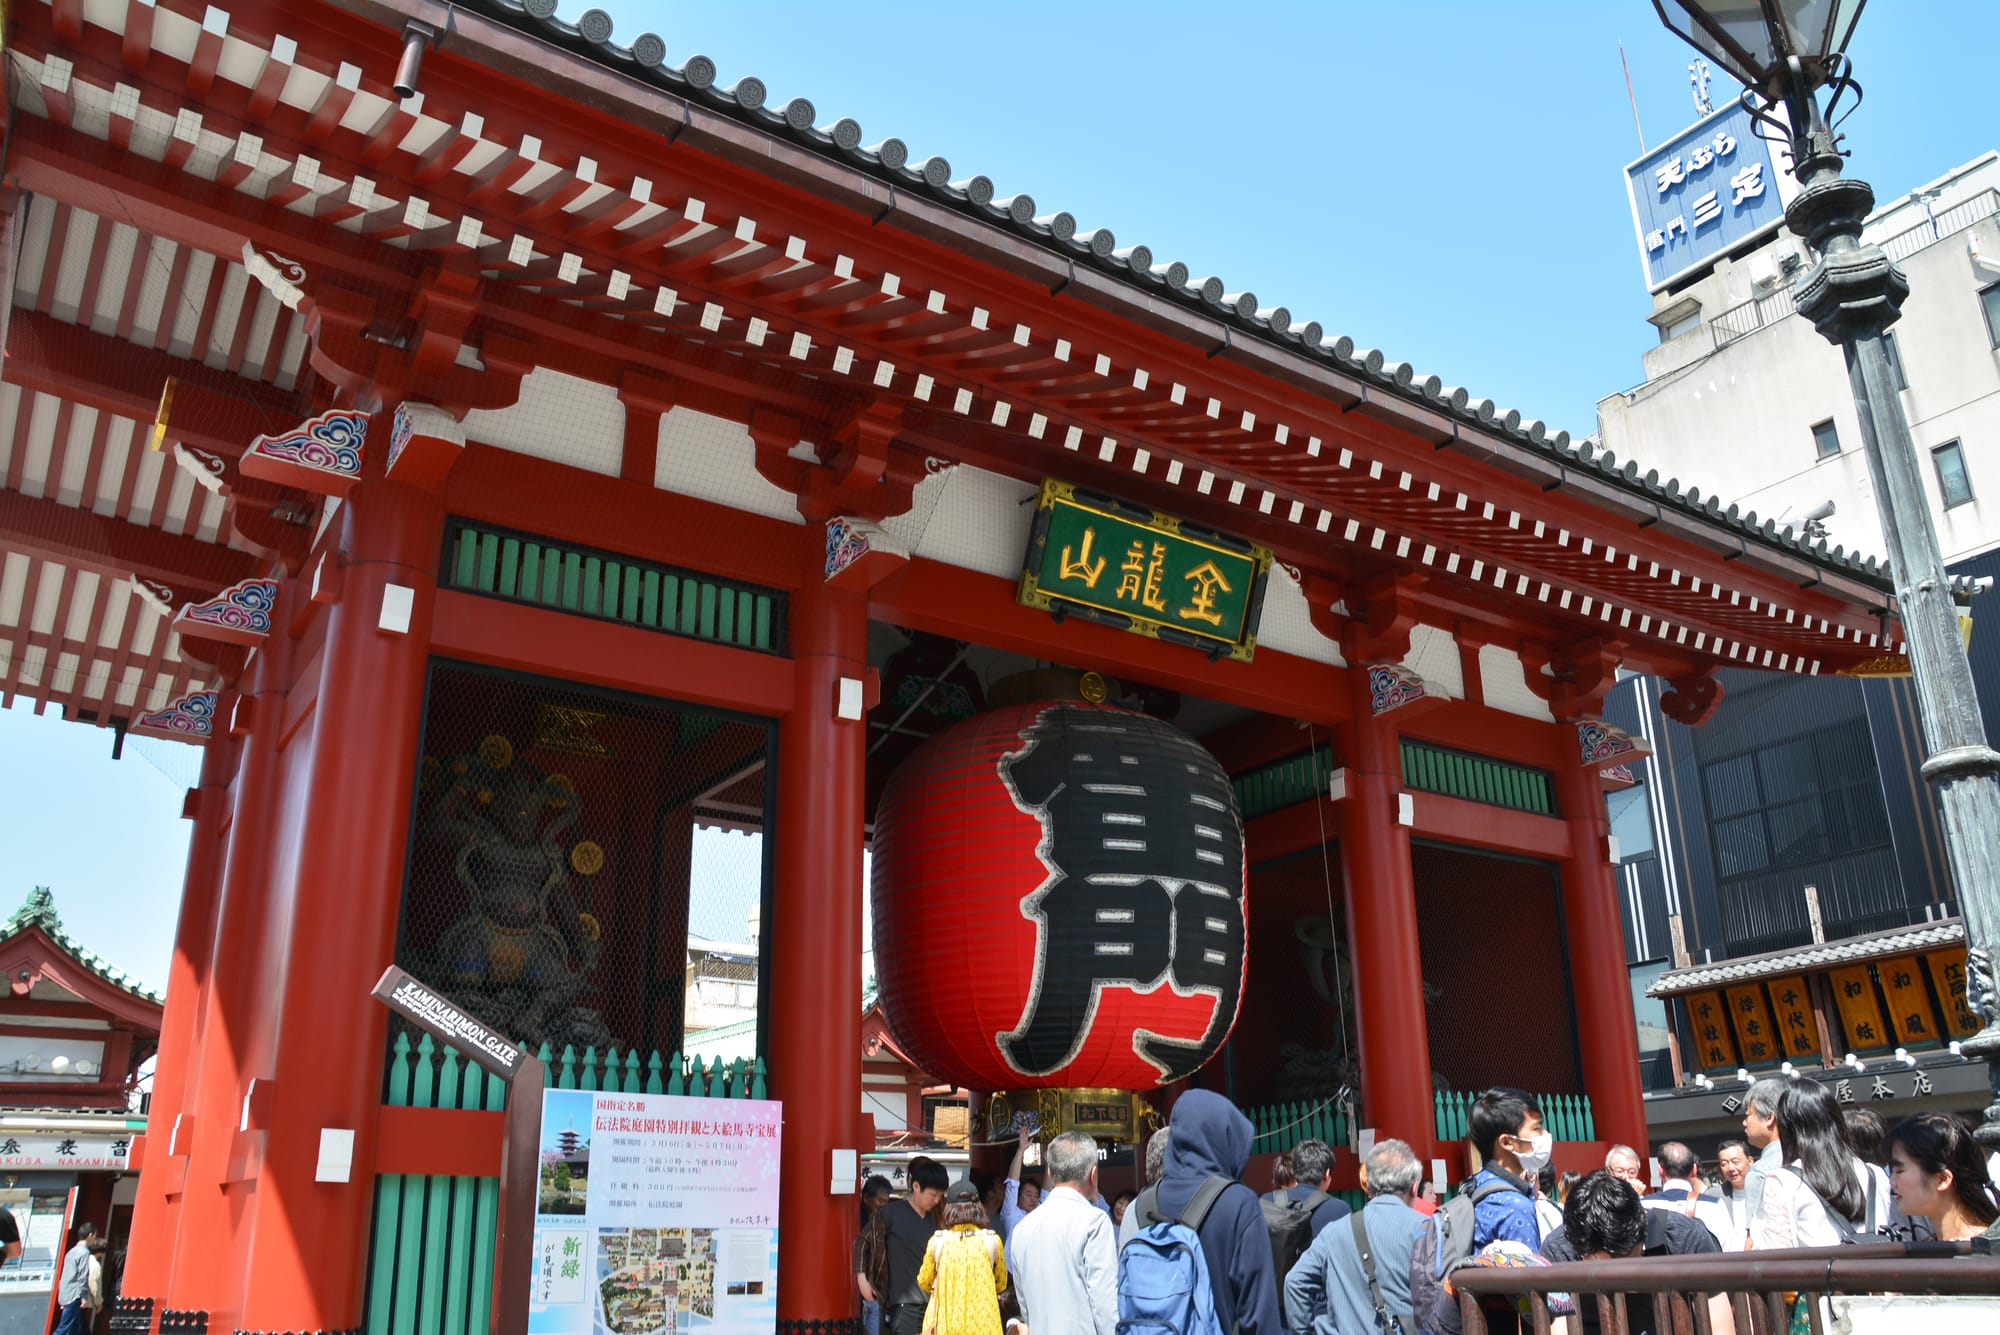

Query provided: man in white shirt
[1641,1142,1740,1251]
[1007,1130,1119,1335]
[1712,1140,1754,1249]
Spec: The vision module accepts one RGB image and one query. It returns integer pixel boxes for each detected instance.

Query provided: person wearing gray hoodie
[1148,1091,1282,1335]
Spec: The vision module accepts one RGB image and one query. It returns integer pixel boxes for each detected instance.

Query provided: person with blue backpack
[1120,1089,1282,1335]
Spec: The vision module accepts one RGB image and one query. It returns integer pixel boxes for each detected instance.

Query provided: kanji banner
[1877,956,1941,1048]
[1765,974,1821,1060]
[531,1088,781,1335]
[1828,965,1893,1056]
[1924,950,1982,1039]
[1018,479,1271,661]
[1684,990,1737,1072]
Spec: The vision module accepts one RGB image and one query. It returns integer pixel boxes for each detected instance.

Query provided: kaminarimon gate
[0,3,1937,1333]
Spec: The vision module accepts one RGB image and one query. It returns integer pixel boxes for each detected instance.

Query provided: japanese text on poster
[532,1089,782,1335]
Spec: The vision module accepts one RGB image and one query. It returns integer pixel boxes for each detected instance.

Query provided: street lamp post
[1651,1,2000,1172]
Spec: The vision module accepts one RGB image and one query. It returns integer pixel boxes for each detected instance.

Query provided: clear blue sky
[6,1,1996,991]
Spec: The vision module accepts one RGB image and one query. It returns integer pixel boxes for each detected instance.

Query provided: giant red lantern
[871,698,1248,1093]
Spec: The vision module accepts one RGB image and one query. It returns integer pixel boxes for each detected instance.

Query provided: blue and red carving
[134,691,219,740]
[174,577,278,647]
[241,409,369,494]
[1367,663,1429,715]
[1577,720,1649,766]
[826,517,871,580]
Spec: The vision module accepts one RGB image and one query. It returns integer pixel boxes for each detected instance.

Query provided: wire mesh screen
[391,660,773,1078]
[1412,842,1581,1096]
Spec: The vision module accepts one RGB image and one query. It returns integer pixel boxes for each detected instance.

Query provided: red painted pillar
[235,479,445,1333]
[163,623,293,1319]
[1554,757,1648,1150]
[1337,673,1437,1159]
[768,577,867,1327]
[118,720,235,1311]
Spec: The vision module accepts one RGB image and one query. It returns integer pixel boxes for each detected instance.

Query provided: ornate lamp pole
[1651,1,2000,1170]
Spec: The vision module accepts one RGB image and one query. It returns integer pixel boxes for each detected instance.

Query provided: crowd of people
[852,1079,1998,1335]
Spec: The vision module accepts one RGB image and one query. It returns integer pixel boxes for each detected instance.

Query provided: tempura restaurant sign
[1018,480,1271,661]
[372,965,525,1081]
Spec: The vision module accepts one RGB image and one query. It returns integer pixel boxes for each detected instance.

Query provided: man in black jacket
[1151,1090,1282,1335]
[1541,1172,1733,1335]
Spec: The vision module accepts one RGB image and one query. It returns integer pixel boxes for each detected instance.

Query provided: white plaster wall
[462,366,624,478]
[1479,644,1554,721]
[1402,622,1464,698]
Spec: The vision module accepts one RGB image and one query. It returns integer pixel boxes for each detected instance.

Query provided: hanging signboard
[1722,984,1780,1068]
[1827,965,1894,1056]
[0,1132,134,1170]
[1924,949,1982,1039]
[1877,956,1941,1048]
[1764,975,1820,1061]
[1018,480,1271,662]
[531,1088,781,1335]
[1623,100,1799,293]
[1684,990,1737,1072]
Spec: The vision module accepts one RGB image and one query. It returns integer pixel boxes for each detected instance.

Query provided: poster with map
[531,1088,781,1335]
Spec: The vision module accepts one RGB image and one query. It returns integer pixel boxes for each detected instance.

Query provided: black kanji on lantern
[996,706,1246,1080]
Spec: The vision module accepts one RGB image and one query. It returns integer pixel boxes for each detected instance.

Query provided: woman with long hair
[1885,1113,2000,1241]
[1755,1079,1888,1248]
[918,1179,1008,1335]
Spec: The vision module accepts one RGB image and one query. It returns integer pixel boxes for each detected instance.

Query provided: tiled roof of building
[1647,918,1964,996]
[462,0,1976,600]
[2,887,166,1005]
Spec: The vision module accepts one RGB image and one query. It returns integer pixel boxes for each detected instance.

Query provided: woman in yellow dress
[917,1179,1008,1335]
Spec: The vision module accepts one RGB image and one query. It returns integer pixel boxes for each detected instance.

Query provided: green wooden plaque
[1018,480,1272,661]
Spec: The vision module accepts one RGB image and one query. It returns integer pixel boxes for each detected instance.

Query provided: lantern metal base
[987,1087,1160,1147]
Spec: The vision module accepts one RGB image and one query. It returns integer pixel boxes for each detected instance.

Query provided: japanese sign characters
[997,705,1246,1079]
[870,699,1250,1093]
[1625,101,1796,293]
[530,1088,779,1335]
[1018,480,1271,662]
[1686,990,1738,1072]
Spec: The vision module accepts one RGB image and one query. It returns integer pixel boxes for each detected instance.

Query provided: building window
[1812,419,1841,459]
[1934,440,1974,508]
[1884,331,1907,391]
[1659,309,1703,343]
[1982,285,2000,348]
[1701,721,1891,881]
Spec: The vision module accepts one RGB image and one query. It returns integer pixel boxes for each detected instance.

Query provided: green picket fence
[1243,1098,1350,1155]
[365,1034,506,1335]
[365,1036,766,1335]
[1432,1090,1595,1145]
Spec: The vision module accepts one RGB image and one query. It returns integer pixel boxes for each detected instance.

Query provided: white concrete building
[1598,151,2000,564]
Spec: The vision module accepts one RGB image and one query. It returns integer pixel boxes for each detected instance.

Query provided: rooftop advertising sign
[1625,101,1798,293]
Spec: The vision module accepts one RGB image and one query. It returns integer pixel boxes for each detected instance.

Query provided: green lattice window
[443,519,786,654]
[1401,740,1556,816]
[1232,745,1334,820]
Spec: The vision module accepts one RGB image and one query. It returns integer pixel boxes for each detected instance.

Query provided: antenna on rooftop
[1690,59,1714,115]
[1620,42,1646,152]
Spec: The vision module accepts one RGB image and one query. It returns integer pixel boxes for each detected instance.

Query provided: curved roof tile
[461,1,1979,599]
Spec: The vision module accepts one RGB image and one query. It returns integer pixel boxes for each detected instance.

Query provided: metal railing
[1689,189,1998,358]
[1449,1239,1997,1334]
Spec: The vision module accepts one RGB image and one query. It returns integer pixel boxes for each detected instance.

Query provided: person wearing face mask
[1464,1087,1552,1251]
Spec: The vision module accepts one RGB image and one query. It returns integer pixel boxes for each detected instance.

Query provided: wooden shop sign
[1018,480,1271,662]
[372,965,527,1081]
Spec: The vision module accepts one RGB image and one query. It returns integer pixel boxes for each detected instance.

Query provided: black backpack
[1407,1180,1514,1335]
[1259,1187,1329,1287]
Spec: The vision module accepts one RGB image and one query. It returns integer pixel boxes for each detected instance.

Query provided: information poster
[532,1089,781,1335]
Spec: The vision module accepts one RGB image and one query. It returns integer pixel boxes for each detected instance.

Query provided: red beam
[373,1105,503,1178]
[872,558,1344,722]
[431,589,797,719]
[1407,790,1571,860]
[0,489,256,593]
[444,444,810,593]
